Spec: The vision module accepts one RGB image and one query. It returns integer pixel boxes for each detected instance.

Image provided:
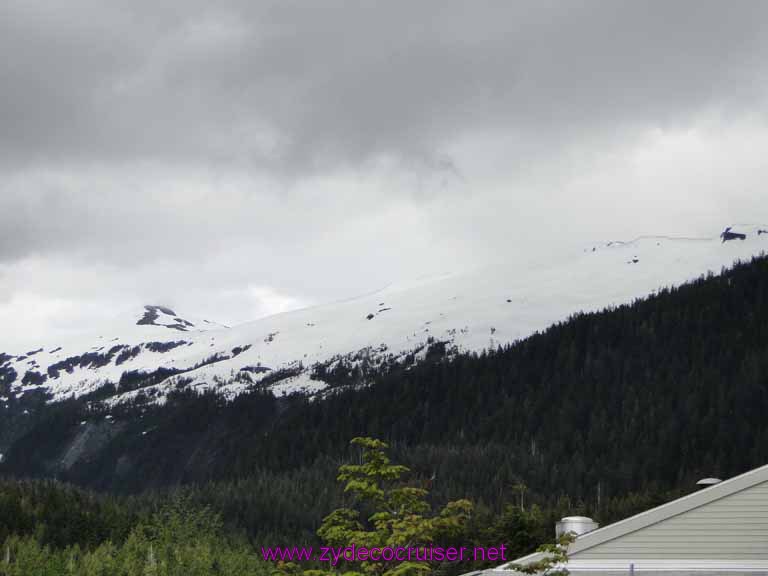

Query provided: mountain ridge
[2,225,766,408]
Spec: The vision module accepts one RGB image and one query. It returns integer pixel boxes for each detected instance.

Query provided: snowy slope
[2,225,767,406]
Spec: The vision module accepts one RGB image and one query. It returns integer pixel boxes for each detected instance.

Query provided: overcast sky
[2,0,768,348]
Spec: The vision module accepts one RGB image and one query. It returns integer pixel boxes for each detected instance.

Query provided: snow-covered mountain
[2,225,767,407]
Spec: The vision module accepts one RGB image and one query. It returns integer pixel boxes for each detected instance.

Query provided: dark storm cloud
[2,0,767,171]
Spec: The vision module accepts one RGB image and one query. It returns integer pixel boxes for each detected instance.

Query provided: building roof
[493,462,768,570]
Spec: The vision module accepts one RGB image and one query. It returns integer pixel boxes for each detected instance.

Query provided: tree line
[2,255,768,568]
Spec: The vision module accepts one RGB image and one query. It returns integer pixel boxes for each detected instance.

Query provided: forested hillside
[2,255,768,553]
[0,479,271,574]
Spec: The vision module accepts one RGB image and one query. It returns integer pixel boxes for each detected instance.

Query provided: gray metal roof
[493,462,768,571]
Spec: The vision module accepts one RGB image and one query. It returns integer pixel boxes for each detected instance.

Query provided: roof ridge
[499,462,768,566]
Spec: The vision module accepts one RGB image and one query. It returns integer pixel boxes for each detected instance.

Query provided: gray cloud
[1,1,768,346]
[2,1,767,170]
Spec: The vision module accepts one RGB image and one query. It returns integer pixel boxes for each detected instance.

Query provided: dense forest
[0,450,678,575]
[1,255,768,572]
[0,479,272,574]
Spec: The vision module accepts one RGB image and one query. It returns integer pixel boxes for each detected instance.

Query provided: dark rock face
[118,368,182,393]
[115,347,141,366]
[231,345,252,357]
[264,332,278,343]
[0,365,18,392]
[136,305,194,331]
[239,365,271,374]
[144,341,189,354]
[47,348,128,379]
[42,342,189,380]
[136,306,162,326]
[114,341,189,366]
[59,420,123,472]
[21,371,47,386]
[721,227,747,242]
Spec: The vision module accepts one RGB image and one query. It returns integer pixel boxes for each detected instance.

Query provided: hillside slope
[1,225,766,407]
[3,252,768,511]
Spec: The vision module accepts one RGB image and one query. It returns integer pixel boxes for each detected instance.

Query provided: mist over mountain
[1,225,765,411]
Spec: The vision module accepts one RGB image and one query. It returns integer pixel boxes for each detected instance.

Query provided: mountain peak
[3,224,766,406]
[136,305,220,332]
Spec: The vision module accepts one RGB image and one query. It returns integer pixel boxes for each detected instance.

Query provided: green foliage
[484,505,546,561]
[507,533,575,576]
[0,479,138,550]
[311,437,472,576]
[0,498,271,576]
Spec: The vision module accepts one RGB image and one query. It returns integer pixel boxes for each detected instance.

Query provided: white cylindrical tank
[555,516,599,538]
